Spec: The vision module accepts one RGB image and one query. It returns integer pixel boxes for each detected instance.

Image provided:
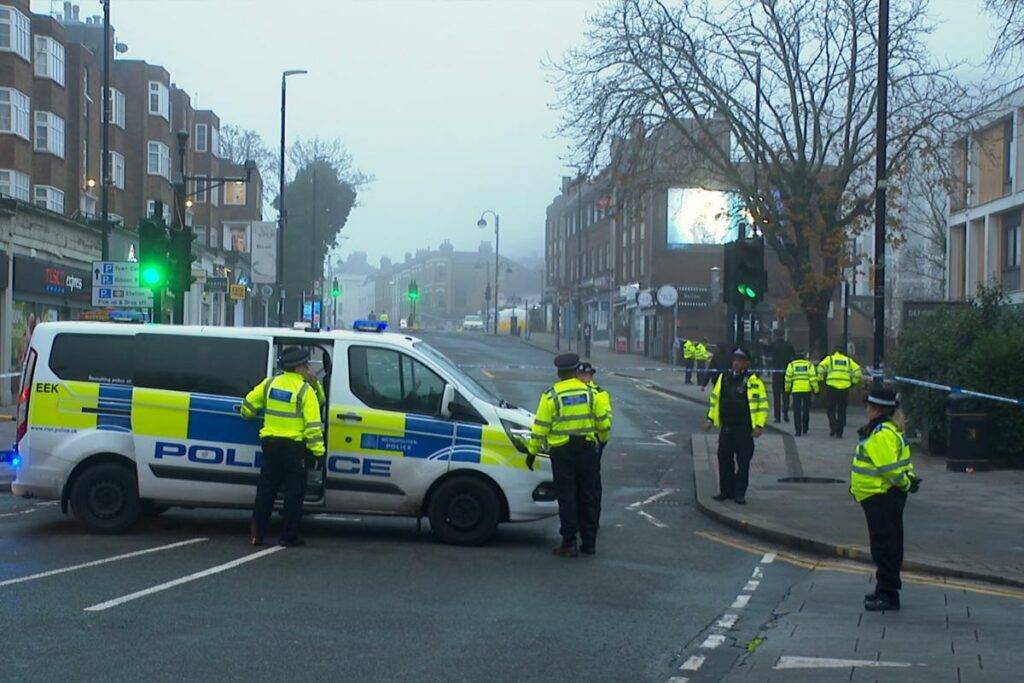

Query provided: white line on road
[716,613,739,629]
[701,634,726,649]
[760,552,776,564]
[0,508,42,519]
[774,656,915,670]
[654,432,677,445]
[84,545,284,612]
[0,538,208,588]
[680,655,705,671]
[731,595,751,609]
[743,580,760,592]
[751,566,763,579]
[666,677,689,682]
[628,488,677,510]
[636,510,669,529]
[312,514,363,522]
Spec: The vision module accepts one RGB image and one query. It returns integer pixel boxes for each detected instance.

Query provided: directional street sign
[229,284,246,301]
[204,276,229,293]
[91,261,153,309]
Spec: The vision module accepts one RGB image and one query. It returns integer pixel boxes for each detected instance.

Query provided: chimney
[63,2,72,21]
[73,4,80,21]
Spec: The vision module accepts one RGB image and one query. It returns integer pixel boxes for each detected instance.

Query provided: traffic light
[407,280,420,301]
[724,236,767,305]
[331,278,341,299]
[168,228,197,293]
[138,218,170,290]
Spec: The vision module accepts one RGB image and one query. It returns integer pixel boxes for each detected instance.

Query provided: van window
[134,334,269,397]
[349,346,446,416]
[49,333,135,385]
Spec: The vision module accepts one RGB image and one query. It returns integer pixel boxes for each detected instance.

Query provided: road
[1,332,1020,681]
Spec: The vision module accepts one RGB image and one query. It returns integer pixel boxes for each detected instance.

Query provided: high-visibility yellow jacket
[694,343,710,362]
[311,379,327,407]
[707,372,769,429]
[240,372,325,457]
[683,340,696,360]
[785,359,819,394]
[817,352,862,389]
[588,382,613,444]
[529,378,611,454]
[850,420,914,502]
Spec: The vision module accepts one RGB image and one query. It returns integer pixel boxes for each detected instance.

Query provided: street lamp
[737,48,762,345]
[477,210,500,335]
[278,68,308,324]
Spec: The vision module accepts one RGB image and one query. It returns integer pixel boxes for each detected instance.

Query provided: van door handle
[338,412,363,422]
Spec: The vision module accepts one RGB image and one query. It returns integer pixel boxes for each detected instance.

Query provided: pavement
[2,330,1022,681]
[522,331,1024,589]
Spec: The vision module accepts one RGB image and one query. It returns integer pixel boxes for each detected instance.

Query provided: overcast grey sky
[46,0,1003,265]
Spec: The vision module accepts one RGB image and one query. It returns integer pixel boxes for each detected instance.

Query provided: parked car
[462,314,485,332]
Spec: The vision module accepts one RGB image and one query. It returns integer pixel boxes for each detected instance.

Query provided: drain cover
[777,476,845,484]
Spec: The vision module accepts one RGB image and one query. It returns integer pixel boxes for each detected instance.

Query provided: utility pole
[277,69,308,325]
[872,0,890,387]
[576,173,583,350]
[100,0,111,260]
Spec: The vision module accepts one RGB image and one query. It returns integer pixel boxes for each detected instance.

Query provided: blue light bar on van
[353,320,388,333]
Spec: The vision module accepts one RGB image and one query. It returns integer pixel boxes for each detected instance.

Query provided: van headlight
[501,419,532,455]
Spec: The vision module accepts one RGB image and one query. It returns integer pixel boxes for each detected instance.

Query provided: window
[190,174,207,202]
[194,123,207,152]
[49,334,135,385]
[134,334,269,397]
[146,200,171,222]
[1004,211,1022,292]
[0,169,30,201]
[210,182,219,206]
[1005,117,1016,195]
[0,6,31,62]
[148,81,169,120]
[224,181,246,205]
[0,87,30,139]
[80,193,97,218]
[194,224,207,246]
[106,87,125,128]
[147,140,170,178]
[34,36,66,86]
[34,111,65,158]
[348,346,446,415]
[34,185,64,213]
[109,151,125,189]
[210,126,220,158]
[224,222,248,252]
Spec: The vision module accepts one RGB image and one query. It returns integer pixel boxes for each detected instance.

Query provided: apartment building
[946,86,1024,304]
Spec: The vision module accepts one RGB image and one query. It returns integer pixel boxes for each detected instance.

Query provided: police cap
[731,346,751,360]
[866,388,899,408]
[577,361,596,374]
[554,353,580,370]
[279,346,311,370]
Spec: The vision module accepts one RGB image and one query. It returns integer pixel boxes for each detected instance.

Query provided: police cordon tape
[868,370,1024,408]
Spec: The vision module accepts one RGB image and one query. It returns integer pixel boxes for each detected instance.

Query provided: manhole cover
[777,476,845,484]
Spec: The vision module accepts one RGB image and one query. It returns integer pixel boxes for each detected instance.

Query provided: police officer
[577,361,612,524]
[694,337,711,386]
[683,338,697,383]
[817,344,863,438]
[240,346,325,547]
[768,330,796,423]
[529,353,611,557]
[705,347,768,505]
[852,389,920,612]
[784,351,818,436]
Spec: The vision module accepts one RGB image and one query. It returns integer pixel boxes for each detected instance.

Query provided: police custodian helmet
[554,353,580,371]
[279,346,311,370]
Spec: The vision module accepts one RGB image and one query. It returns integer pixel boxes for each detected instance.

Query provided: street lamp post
[477,210,500,334]
[737,48,762,346]
[872,0,890,387]
[278,69,308,325]
[100,0,111,260]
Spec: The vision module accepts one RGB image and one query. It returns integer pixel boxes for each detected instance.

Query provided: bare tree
[985,0,1024,66]
[893,141,949,298]
[288,136,373,194]
[551,0,971,354]
[219,125,277,204]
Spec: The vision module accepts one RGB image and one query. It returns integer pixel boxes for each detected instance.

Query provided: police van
[10,321,556,545]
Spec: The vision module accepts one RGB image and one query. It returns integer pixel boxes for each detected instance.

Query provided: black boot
[553,536,579,557]
[864,595,900,612]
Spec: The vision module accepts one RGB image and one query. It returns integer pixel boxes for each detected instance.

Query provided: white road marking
[774,656,915,670]
[638,385,681,401]
[680,655,705,671]
[701,634,726,649]
[628,488,677,510]
[716,613,739,629]
[654,431,677,445]
[0,501,58,518]
[312,514,362,522]
[731,595,751,609]
[637,510,669,529]
[0,538,208,588]
[666,677,689,682]
[760,552,776,564]
[743,580,760,592]
[84,545,284,612]
[751,566,764,578]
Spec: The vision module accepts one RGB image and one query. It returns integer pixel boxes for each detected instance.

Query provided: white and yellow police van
[11,321,556,545]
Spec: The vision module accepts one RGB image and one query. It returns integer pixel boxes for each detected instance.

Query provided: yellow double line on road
[696,530,1024,601]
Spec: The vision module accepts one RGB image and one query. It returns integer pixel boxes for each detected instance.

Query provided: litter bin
[945,394,990,471]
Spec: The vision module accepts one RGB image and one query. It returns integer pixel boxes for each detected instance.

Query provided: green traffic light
[331,288,341,298]
[141,264,165,287]
[737,284,758,299]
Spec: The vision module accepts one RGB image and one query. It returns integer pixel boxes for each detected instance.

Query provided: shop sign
[13,257,91,302]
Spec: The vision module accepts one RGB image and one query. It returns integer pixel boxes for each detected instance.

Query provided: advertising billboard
[250,221,277,284]
[666,188,749,247]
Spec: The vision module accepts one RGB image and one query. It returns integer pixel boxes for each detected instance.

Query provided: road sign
[656,284,678,308]
[313,279,322,296]
[204,276,228,293]
[229,284,246,301]
[260,284,274,299]
[678,286,711,308]
[91,261,153,308]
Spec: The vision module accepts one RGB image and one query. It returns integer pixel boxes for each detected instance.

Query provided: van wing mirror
[440,384,456,419]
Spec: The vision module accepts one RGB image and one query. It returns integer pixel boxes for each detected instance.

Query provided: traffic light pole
[872,0,890,388]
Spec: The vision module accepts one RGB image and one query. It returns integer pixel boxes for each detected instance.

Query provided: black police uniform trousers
[684,358,695,384]
[860,488,907,604]
[791,392,812,435]
[717,424,755,499]
[826,386,850,436]
[771,373,790,421]
[549,436,601,545]
[252,437,308,542]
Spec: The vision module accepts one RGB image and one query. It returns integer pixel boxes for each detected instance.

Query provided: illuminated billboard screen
[666,188,749,247]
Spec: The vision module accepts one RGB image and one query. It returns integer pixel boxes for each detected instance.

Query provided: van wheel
[427,476,500,546]
[70,463,141,534]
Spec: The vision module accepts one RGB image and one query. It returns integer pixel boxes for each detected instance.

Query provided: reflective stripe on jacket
[240,371,325,456]
[707,372,769,429]
[817,352,863,389]
[850,420,914,502]
[529,377,608,454]
[694,343,710,362]
[785,359,818,394]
